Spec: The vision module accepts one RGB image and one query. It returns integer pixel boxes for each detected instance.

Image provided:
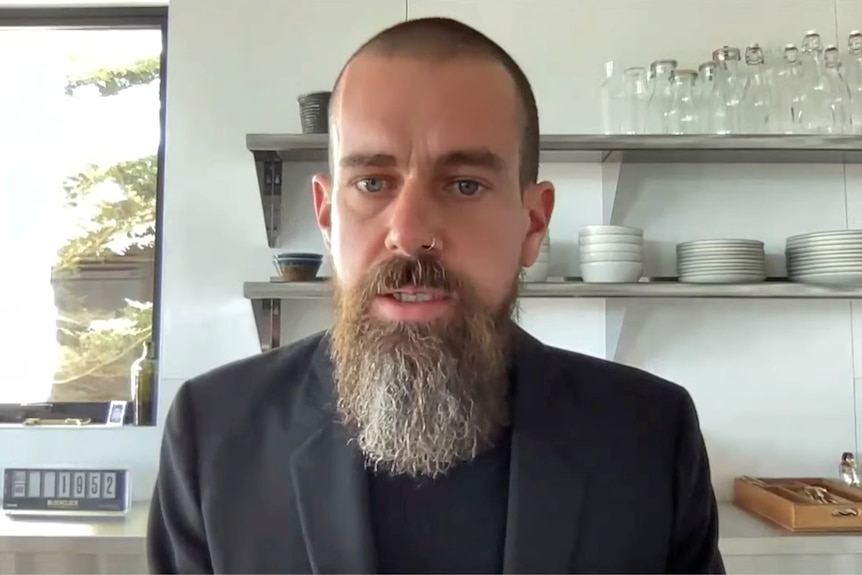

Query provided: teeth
[393,292,434,303]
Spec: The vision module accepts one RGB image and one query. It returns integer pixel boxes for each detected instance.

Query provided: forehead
[330,53,521,167]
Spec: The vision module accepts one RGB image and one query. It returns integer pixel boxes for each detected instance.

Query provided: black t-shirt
[368,430,512,574]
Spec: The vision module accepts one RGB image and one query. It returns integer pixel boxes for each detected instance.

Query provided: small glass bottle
[130,339,156,426]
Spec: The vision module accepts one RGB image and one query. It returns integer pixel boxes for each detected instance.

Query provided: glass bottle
[771,45,806,133]
[800,30,825,82]
[741,44,771,133]
[131,339,156,426]
[805,46,852,133]
[712,46,745,133]
[844,31,862,133]
[696,61,721,133]
[645,59,678,133]
[667,70,699,134]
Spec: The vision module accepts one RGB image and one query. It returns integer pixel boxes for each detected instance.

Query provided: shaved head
[330,17,540,187]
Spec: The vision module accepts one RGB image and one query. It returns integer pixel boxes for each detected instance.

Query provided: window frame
[0,5,168,426]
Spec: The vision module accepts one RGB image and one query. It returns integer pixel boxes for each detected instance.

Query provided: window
[0,6,166,425]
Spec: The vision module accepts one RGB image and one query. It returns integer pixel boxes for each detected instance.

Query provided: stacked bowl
[297,91,331,134]
[786,229,862,286]
[578,225,643,283]
[523,232,551,282]
[676,239,766,284]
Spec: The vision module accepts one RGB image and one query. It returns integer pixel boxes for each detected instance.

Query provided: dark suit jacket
[147,327,725,574]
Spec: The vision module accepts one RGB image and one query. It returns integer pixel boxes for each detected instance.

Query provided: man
[147,17,724,575]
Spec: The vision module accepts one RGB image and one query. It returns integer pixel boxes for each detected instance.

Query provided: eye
[356,178,386,193]
[452,179,484,197]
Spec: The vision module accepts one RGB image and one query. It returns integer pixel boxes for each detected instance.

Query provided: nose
[384,179,442,256]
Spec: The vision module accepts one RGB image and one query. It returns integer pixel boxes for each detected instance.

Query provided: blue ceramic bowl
[274,252,323,262]
[272,253,323,282]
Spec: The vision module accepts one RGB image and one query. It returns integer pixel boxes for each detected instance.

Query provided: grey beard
[333,322,511,478]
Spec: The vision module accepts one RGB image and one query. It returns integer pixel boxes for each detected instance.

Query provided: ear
[312,173,333,251]
[520,180,555,267]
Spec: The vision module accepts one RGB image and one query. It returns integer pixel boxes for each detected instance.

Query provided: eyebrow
[437,148,504,172]
[338,147,505,172]
[339,153,398,169]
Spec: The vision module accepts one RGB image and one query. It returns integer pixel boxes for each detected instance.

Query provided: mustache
[365,254,460,295]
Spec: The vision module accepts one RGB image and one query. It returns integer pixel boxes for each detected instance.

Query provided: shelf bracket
[250,298,281,352]
[254,154,283,248]
[601,151,622,225]
[605,300,627,362]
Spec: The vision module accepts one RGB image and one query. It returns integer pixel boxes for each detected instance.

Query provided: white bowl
[578,234,643,246]
[580,243,642,254]
[523,261,550,282]
[579,225,643,237]
[581,261,643,283]
[580,252,642,264]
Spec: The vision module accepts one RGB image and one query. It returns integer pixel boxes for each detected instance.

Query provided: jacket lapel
[289,336,378,574]
[503,328,589,574]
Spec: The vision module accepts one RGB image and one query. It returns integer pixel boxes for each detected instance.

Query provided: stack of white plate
[578,225,643,283]
[676,239,766,284]
[523,233,551,282]
[786,230,862,286]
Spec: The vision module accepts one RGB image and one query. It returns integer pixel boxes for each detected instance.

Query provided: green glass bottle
[131,339,156,426]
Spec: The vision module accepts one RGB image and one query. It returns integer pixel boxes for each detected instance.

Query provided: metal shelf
[246,133,862,248]
[244,278,862,351]
[247,133,862,164]
[245,278,862,300]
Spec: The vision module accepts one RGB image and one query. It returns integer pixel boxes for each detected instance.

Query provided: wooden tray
[734,476,862,532]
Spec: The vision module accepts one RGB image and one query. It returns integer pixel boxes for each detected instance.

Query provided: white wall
[4,0,862,510]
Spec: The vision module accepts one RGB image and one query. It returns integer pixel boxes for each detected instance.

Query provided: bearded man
[147,16,724,575]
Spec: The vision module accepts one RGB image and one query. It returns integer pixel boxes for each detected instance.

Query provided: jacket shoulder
[541,343,692,407]
[169,331,329,433]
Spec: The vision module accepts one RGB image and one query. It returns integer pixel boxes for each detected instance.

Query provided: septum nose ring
[422,237,437,251]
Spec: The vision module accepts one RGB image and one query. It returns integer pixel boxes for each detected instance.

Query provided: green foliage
[64,56,160,97]
[51,57,160,402]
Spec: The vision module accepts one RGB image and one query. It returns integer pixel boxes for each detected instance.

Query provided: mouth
[385,288,449,303]
[373,287,453,321]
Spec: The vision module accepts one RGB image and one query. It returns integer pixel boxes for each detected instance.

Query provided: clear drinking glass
[619,67,648,134]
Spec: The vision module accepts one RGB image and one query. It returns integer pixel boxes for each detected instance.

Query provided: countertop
[1,503,862,556]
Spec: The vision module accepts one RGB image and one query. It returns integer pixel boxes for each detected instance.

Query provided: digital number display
[2,468,129,514]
